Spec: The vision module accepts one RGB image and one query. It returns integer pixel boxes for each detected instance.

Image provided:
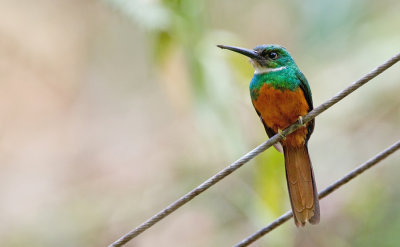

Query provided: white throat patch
[254,66,287,74]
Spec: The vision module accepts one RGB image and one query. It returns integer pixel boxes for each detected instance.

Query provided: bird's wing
[296,70,315,141]
[254,108,283,153]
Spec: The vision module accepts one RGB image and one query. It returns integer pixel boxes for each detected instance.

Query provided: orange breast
[252,84,310,147]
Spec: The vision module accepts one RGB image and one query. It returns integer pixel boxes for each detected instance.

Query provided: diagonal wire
[235,139,400,247]
[108,52,400,247]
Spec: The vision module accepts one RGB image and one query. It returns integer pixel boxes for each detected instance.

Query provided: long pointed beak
[217,45,261,60]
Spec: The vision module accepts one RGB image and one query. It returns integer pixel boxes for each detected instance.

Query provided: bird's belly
[252,84,310,146]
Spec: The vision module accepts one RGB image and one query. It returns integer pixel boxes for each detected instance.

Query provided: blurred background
[0,0,399,246]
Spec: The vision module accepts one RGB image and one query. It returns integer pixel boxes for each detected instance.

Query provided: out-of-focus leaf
[153,31,173,64]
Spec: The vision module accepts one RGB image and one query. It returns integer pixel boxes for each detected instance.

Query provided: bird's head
[218,44,296,74]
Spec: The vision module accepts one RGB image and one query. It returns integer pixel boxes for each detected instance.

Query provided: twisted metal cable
[235,139,400,247]
[108,52,400,247]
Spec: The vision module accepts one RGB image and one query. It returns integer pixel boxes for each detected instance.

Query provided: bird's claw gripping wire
[278,128,286,140]
[298,116,306,127]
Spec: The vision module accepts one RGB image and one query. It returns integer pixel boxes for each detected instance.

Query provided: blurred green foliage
[104,0,400,246]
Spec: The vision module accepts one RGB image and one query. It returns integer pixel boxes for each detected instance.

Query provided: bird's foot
[278,128,286,140]
[298,116,306,127]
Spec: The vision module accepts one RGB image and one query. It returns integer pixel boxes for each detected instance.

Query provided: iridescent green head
[217,44,297,74]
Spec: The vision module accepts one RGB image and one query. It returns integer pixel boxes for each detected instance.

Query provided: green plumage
[250,69,300,100]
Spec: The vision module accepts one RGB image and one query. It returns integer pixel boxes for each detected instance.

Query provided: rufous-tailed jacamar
[218,44,319,226]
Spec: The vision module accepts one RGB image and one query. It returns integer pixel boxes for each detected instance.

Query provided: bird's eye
[268,52,278,59]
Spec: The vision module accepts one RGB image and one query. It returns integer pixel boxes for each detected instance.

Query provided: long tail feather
[284,145,320,226]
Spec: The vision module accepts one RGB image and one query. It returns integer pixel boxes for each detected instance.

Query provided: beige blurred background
[0,0,399,246]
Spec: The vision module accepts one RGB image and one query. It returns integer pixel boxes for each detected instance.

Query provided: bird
[218,44,319,226]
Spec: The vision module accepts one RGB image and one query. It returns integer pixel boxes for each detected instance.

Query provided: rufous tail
[283,145,320,226]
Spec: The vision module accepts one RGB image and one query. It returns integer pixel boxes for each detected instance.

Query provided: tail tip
[309,214,320,225]
[293,210,320,227]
